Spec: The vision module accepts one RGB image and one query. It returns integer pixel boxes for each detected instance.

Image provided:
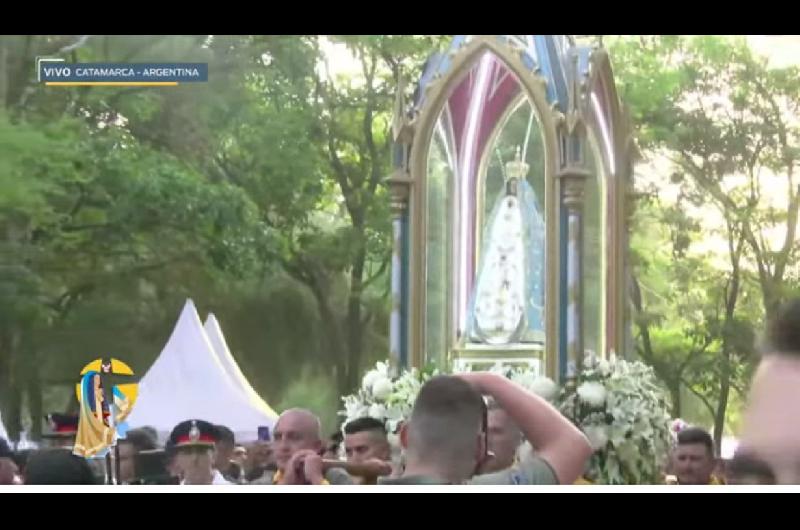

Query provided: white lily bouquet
[340,362,438,449]
[558,354,672,484]
[340,362,556,436]
[483,363,560,402]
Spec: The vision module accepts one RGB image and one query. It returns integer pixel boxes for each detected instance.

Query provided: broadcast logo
[72,358,139,459]
[37,57,208,87]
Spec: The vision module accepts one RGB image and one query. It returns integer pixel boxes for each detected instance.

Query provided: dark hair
[413,375,485,421]
[120,428,158,452]
[24,449,97,485]
[344,417,387,436]
[408,375,486,467]
[140,426,158,441]
[215,425,235,446]
[677,427,714,456]
[12,450,32,473]
[330,430,344,444]
[0,437,12,459]
[763,298,800,356]
[164,438,176,457]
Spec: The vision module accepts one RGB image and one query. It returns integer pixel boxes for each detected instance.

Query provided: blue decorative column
[559,165,589,379]
[558,53,590,381]
[387,72,414,376]
[387,171,412,376]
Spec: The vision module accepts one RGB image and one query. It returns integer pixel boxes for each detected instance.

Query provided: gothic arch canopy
[388,35,632,380]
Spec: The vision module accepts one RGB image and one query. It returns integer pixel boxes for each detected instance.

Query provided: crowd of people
[1,298,799,486]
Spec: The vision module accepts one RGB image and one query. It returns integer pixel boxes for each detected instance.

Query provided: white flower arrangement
[576,381,607,408]
[481,362,560,402]
[341,355,671,485]
[340,362,437,436]
[558,354,672,485]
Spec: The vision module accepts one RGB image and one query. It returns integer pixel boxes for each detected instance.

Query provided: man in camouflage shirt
[379,373,592,485]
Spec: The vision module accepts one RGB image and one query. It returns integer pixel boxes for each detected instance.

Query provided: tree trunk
[714,220,743,456]
[669,381,681,419]
[285,257,353,400]
[631,275,679,411]
[0,36,8,108]
[312,286,350,399]
[0,331,10,438]
[0,328,23,441]
[713,317,735,456]
[6,380,22,442]
[713,356,730,457]
[345,242,366,395]
[630,276,655,361]
[28,360,43,440]
[761,280,781,322]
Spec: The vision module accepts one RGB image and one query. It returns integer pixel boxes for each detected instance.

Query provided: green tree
[283,36,445,396]
[613,35,800,318]
[630,190,758,452]
[207,35,446,397]
[0,36,262,439]
[611,35,791,449]
[0,35,448,438]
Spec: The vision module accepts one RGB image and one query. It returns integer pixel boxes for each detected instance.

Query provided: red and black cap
[168,419,217,448]
[42,413,79,438]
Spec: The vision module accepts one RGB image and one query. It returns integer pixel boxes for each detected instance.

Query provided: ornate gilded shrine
[388,36,633,381]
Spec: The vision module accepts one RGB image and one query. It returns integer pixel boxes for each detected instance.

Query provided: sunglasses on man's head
[475,399,495,473]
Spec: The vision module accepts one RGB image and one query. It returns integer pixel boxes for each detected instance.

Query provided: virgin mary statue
[467,147,545,345]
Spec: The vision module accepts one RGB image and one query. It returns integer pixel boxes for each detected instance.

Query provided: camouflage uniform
[378,456,558,485]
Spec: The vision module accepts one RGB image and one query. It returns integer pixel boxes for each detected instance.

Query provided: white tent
[126,299,276,443]
[203,314,278,420]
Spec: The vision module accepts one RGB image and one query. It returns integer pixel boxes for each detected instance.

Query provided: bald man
[249,409,353,485]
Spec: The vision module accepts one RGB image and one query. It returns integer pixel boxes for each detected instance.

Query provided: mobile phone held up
[257,426,271,442]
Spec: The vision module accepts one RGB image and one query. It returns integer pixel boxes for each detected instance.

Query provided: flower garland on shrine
[340,355,672,484]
